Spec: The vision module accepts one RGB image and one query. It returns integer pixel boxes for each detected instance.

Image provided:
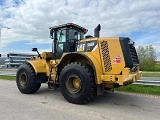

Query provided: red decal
[113,55,121,64]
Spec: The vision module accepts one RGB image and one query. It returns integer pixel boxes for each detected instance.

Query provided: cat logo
[77,43,85,51]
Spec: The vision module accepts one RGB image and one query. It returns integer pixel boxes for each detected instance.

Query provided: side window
[58,30,66,42]
[68,29,77,40]
[68,29,84,41]
[77,32,83,40]
[57,43,63,52]
[57,30,66,52]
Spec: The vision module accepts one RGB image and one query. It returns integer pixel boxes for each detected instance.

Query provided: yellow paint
[98,37,125,74]
[27,59,46,73]
[27,37,142,89]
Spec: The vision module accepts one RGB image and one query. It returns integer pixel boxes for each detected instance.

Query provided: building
[5,52,37,68]
[0,57,5,68]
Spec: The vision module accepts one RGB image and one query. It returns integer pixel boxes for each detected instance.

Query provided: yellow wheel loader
[16,23,142,104]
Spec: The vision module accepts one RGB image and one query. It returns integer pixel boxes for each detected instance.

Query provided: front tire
[16,63,41,94]
[59,62,96,104]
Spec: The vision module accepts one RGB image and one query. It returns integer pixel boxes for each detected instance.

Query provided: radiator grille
[100,41,112,72]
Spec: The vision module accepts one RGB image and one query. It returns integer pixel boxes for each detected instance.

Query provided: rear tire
[59,62,96,104]
[16,63,41,94]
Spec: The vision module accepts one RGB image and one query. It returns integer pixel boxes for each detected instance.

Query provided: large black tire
[16,63,41,94]
[59,62,96,104]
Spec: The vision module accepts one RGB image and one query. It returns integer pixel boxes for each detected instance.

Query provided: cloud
[0,0,160,59]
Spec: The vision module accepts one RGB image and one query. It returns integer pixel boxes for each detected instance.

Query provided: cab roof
[49,23,88,34]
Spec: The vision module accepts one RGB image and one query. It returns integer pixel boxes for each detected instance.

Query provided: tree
[137,45,157,71]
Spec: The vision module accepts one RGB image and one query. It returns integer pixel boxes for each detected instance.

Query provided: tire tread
[59,62,96,104]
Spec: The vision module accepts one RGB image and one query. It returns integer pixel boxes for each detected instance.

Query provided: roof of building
[7,52,37,57]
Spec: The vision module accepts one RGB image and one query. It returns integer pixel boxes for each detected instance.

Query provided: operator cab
[50,23,88,59]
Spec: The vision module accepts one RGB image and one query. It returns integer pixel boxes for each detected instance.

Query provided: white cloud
[0,0,160,59]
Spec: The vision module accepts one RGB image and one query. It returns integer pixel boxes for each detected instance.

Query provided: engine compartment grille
[100,41,112,72]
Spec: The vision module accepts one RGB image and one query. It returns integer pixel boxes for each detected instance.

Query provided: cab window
[58,30,66,42]
[57,30,66,52]
[68,29,84,41]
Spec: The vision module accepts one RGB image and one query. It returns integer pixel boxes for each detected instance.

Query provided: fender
[85,54,103,84]
[27,59,46,73]
[60,53,103,84]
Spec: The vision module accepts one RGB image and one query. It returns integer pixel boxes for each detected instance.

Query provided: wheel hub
[19,72,27,86]
[66,75,81,93]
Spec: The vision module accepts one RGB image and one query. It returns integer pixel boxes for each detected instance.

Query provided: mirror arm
[32,48,41,58]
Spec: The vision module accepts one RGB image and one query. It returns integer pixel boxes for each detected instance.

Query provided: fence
[133,77,160,86]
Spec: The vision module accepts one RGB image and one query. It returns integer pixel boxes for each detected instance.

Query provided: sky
[0,0,160,60]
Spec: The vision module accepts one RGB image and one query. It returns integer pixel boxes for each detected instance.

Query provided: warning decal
[113,55,121,64]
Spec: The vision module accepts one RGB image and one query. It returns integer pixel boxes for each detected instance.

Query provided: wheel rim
[19,72,28,86]
[66,75,81,93]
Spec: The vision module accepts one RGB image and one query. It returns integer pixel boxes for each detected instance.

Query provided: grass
[154,63,160,71]
[142,72,160,77]
[115,84,160,96]
[0,75,16,80]
[116,71,160,96]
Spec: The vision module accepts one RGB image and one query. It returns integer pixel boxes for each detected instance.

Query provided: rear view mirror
[32,48,41,58]
[32,48,38,52]
[50,29,54,39]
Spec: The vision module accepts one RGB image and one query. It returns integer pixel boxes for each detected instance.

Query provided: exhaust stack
[94,24,101,37]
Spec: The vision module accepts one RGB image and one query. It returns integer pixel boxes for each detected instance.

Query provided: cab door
[55,30,67,59]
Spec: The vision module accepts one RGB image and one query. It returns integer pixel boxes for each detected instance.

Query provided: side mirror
[32,48,41,58]
[32,48,38,52]
[0,54,1,57]
[50,29,54,39]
